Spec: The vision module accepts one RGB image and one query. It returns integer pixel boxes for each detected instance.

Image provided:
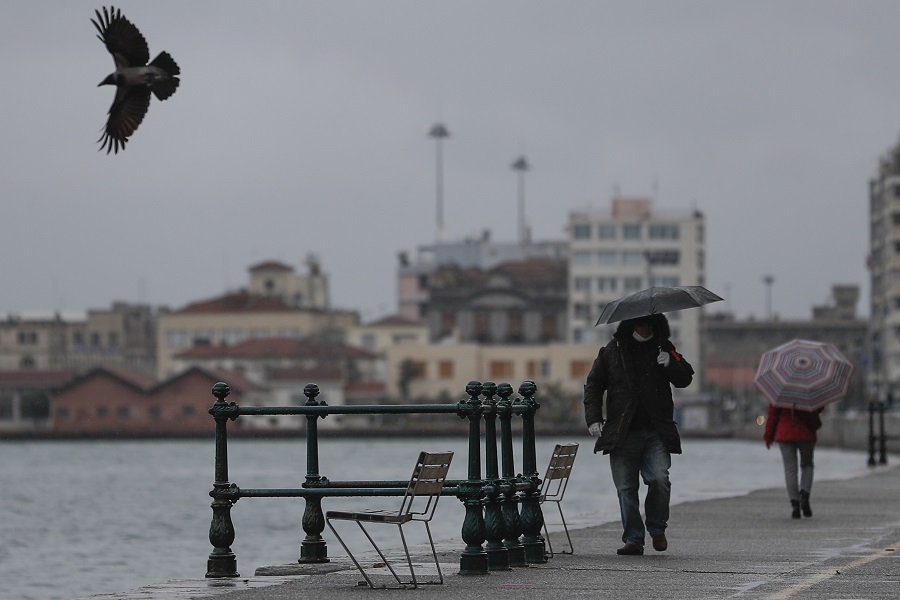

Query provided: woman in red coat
[764,405,823,518]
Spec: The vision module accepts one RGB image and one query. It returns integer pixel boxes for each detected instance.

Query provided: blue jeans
[609,430,672,548]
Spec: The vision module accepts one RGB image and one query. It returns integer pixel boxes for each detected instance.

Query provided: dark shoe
[616,543,643,556]
[650,532,668,552]
[800,491,812,517]
[791,500,801,519]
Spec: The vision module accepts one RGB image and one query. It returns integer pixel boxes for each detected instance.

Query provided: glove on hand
[588,422,602,437]
[657,351,671,367]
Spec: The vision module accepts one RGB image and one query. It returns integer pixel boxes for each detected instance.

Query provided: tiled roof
[248,260,293,272]
[365,314,424,327]
[268,365,343,381]
[175,290,294,314]
[0,369,76,387]
[175,337,377,360]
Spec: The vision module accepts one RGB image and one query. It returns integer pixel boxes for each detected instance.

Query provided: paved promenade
[83,465,900,600]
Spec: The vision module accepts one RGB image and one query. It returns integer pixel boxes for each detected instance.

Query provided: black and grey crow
[92,6,180,154]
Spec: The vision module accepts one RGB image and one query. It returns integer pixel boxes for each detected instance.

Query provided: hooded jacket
[763,404,822,445]
[583,314,694,454]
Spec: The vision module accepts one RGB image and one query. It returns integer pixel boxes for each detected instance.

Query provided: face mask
[633,331,653,342]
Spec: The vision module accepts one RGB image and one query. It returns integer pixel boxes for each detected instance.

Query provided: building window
[597,250,617,265]
[622,251,644,265]
[596,277,618,292]
[650,276,680,287]
[598,224,616,239]
[624,276,642,292]
[107,332,119,347]
[646,250,681,265]
[541,314,557,340]
[474,311,489,341]
[360,333,377,352]
[623,224,641,239]
[221,329,244,345]
[570,360,591,379]
[489,360,514,379]
[56,407,69,419]
[97,406,109,417]
[117,406,130,419]
[649,224,680,239]
[508,312,524,341]
[572,223,591,239]
[526,359,551,379]
[90,332,102,347]
[250,328,271,338]
[183,405,196,416]
[572,251,591,266]
[193,329,214,344]
[72,331,84,346]
[149,406,162,419]
[165,329,189,348]
[277,328,301,337]
[574,303,590,319]
[440,311,456,337]
[17,331,38,344]
[574,277,591,292]
[410,360,427,379]
[438,360,454,379]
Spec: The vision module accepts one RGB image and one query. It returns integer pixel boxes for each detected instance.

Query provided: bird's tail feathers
[150,51,180,76]
[149,52,180,101]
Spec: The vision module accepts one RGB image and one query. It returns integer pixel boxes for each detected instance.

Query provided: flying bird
[92,6,180,154]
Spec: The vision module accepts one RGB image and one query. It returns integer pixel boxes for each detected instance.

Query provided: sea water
[0,437,871,600]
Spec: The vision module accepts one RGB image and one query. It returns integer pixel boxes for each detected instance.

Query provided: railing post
[497,382,526,567]
[879,401,888,465]
[206,382,240,578]
[868,401,877,467]
[516,380,547,563]
[458,381,488,575]
[299,383,330,563]
[481,381,510,571]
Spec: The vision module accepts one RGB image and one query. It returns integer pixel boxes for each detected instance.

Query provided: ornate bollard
[516,380,547,563]
[457,381,489,575]
[207,382,240,578]
[480,381,510,571]
[497,382,526,566]
[299,383,330,563]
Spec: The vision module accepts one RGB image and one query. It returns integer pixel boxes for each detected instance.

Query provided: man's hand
[588,422,602,437]
[657,351,671,367]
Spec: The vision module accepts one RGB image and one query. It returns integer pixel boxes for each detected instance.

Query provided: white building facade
[566,198,707,383]
[868,142,900,401]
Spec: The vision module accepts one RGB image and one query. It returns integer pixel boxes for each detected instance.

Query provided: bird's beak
[98,75,115,87]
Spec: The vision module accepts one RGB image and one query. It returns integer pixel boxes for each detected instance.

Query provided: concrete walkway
[81,465,900,600]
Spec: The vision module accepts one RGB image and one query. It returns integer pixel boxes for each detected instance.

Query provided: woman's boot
[800,491,812,517]
[790,499,801,519]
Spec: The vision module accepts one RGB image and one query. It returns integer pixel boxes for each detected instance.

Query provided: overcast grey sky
[1,1,896,322]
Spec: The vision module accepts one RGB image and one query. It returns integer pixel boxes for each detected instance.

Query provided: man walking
[583,313,694,555]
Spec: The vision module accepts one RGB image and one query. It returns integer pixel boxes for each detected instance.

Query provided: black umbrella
[595,286,724,325]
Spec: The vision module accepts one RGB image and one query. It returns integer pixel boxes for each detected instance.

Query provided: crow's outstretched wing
[92,6,149,68]
[99,87,151,154]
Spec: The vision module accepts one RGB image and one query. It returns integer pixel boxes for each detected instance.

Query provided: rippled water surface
[0,437,871,600]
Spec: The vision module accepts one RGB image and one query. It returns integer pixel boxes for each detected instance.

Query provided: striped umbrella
[753,339,855,411]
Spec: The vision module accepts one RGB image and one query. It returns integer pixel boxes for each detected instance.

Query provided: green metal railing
[206,379,548,579]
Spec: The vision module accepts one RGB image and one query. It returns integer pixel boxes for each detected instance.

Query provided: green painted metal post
[497,382,526,566]
[299,383,330,563]
[480,381,510,571]
[458,381,488,575]
[206,382,240,578]
[516,380,547,563]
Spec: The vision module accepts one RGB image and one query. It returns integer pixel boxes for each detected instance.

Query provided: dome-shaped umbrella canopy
[753,339,854,411]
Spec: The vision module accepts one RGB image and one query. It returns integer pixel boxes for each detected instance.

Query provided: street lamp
[428,123,450,243]
[511,155,530,245]
[762,274,774,320]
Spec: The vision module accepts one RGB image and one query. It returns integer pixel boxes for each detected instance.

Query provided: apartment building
[869,139,900,401]
[567,197,706,383]
[0,303,156,374]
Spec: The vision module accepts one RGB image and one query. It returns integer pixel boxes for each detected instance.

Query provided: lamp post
[511,156,530,245]
[428,123,450,243]
[762,274,774,320]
